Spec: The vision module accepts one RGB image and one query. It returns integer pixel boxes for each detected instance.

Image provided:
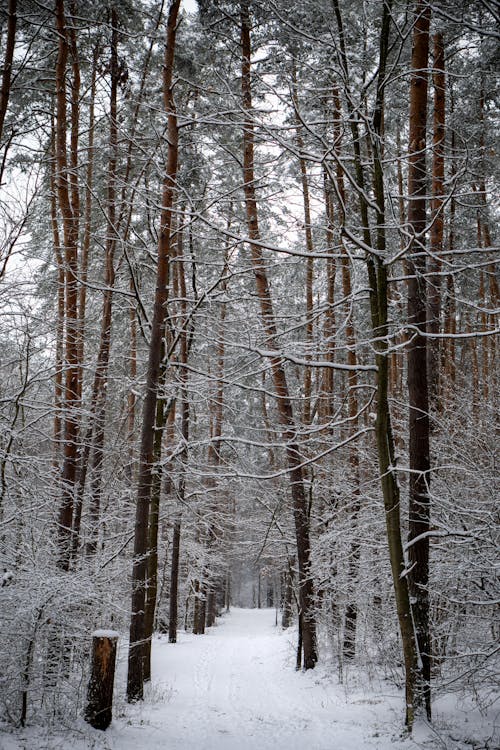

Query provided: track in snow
[2,608,492,750]
[108,607,408,750]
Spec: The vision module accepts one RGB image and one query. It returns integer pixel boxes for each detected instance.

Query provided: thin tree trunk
[168,213,191,643]
[406,0,432,721]
[127,278,138,479]
[340,247,361,661]
[241,0,317,669]
[331,0,418,727]
[86,11,119,555]
[76,42,98,412]
[168,516,182,643]
[282,560,294,629]
[427,31,445,408]
[193,578,206,635]
[55,0,80,570]
[50,113,64,474]
[127,0,181,703]
[321,166,336,423]
[204,242,228,629]
[442,101,457,399]
[69,48,98,556]
[142,369,168,681]
[291,64,314,427]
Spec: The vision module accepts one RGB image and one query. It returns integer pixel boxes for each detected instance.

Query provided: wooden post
[85,630,119,730]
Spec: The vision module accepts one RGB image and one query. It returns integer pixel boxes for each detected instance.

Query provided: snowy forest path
[2,608,466,749]
[107,607,418,750]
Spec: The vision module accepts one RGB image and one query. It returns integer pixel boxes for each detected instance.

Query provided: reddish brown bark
[127,0,181,703]
[406,0,432,720]
[55,0,80,570]
[0,0,17,145]
[50,114,64,473]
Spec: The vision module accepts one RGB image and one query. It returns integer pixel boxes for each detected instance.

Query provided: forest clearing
[0,0,498,747]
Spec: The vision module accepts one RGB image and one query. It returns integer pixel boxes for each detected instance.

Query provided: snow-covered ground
[1,608,498,749]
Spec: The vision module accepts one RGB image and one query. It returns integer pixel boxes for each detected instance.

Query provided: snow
[92,630,120,640]
[1,608,497,750]
[1,571,14,587]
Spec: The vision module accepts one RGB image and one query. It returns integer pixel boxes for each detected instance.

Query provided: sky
[184,0,198,12]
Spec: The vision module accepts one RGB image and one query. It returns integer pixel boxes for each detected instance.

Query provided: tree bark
[0,0,17,145]
[331,0,418,726]
[427,32,445,408]
[291,63,314,427]
[86,11,119,556]
[50,113,64,475]
[85,631,119,731]
[168,517,182,643]
[241,0,317,669]
[406,0,432,721]
[321,166,336,422]
[127,0,181,703]
[55,0,80,571]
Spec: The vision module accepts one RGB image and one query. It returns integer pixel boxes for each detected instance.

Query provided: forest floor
[1,607,497,749]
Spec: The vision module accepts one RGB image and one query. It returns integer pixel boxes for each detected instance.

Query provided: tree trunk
[321,166,336,422]
[331,0,418,727]
[240,0,317,670]
[204,241,228,629]
[127,0,180,703]
[291,63,314,427]
[142,353,171,681]
[55,0,80,571]
[50,113,64,475]
[168,517,182,643]
[85,631,119,731]
[0,0,17,145]
[281,563,294,629]
[86,12,119,555]
[69,46,98,556]
[407,0,432,721]
[427,31,445,408]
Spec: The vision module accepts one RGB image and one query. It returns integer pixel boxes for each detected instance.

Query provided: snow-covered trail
[107,607,410,750]
[3,608,491,749]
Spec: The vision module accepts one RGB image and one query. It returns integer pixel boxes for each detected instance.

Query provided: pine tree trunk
[291,63,314,427]
[55,0,80,571]
[340,202,361,662]
[168,517,182,643]
[204,242,228,629]
[127,0,180,703]
[281,564,294,629]
[331,0,419,726]
[427,32,445,408]
[240,0,317,669]
[142,386,168,682]
[50,114,64,475]
[321,167,336,423]
[0,0,16,145]
[407,0,432,721]
[86,14,119,554]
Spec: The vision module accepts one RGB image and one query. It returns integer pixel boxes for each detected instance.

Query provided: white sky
[183,0,198,13]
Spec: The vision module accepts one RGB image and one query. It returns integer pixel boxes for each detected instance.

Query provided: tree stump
[84,630,119,730]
